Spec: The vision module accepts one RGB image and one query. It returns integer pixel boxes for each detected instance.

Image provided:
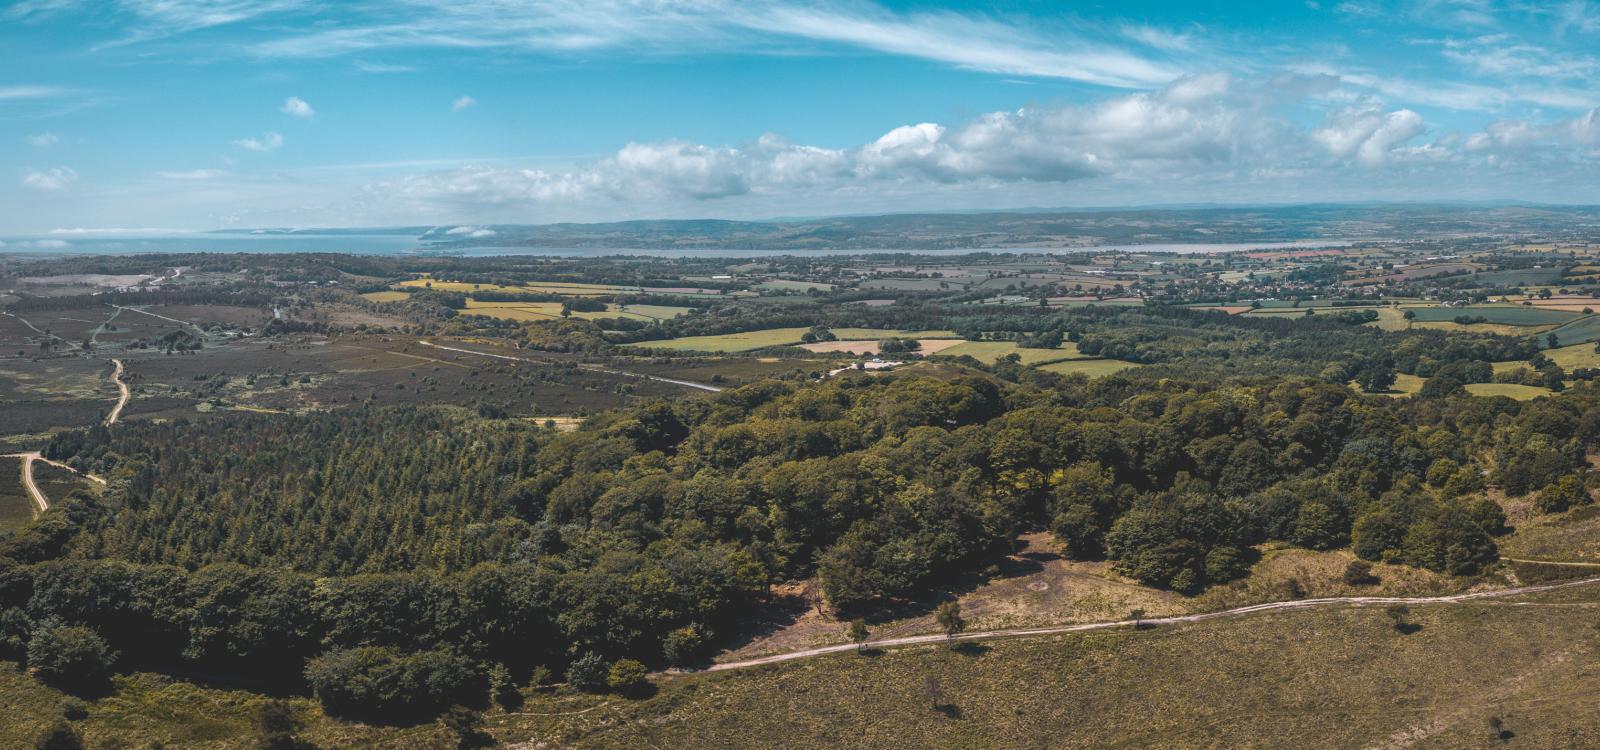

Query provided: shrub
[567,652,610,693]
[607,658,650,693]
[304,647,481,722]
[34,721,84,750]
[27,624,116,692]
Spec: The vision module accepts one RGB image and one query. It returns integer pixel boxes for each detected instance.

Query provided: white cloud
[1314,105,1427,164]
[233,132,284,152]
[21,166,78,191]
[280,96,314,118]
[451,95,476,111]
[28,131,61,147]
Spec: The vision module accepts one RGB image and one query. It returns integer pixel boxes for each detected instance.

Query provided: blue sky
[3,0,1600,233]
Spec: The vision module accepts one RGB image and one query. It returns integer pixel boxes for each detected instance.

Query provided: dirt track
[418,340,723,392]
[105,357,130,425]
[703,574,1600,673]
[3,451,105,514]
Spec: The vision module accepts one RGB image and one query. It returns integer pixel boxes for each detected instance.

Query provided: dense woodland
[4,348,1597,720]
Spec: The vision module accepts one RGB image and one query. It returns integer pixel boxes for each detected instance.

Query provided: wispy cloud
[0,85,72,100]
[354,60,416,73]
[28,131,62,147]
[451,95,475,111]
[280,95,314,118]
[233,132,284,151]
[21,166,78,191]
[156,169,227,180]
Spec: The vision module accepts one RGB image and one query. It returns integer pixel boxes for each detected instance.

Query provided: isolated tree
[847,619,870,653]
[934,601,965,642]
[1385,605,1412,633]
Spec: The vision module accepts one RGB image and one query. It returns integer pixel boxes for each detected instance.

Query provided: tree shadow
[1394,623,1423,635]
[951,642,990,657]
[934,703,963,719]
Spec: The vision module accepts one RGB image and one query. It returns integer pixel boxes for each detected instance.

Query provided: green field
[755,279,836,293]
[359,290,411,302]
[1035,359,1139,377]
[1471,267,1569,285]
[938,341,1083,365]
[1464,382,1554,400]
[1542,343,1600,370]
[1544,315,1600,347]
[641,328,959,353]
[1406,305,1580,326]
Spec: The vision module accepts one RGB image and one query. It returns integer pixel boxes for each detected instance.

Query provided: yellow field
[1542,343,1600,370]
[1035,359,1139,377]
[398,279,618,296]
[459,299,690,322]
[939,340,1084,364]
[1412,320,1562,337]
[1351,372,1426,396]
[1464,383,1553,400]
[359,291,411,303]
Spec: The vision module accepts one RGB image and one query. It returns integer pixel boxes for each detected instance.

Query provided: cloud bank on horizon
[3,0,1600,232]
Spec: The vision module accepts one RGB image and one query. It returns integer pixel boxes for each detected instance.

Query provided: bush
[304,647,482,722]
[607,658,650,693]
[1535,475,1590,514]
[661,624,709,666]
[59,697,88,721]
[567,652,610,693]
[34,721,83,750]
[27,624,116,692]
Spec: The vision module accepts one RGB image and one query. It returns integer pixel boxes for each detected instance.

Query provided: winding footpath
[703,574,1600,673]
[105,357,130,426]
[417,340,723,393]
[4,451,106,515]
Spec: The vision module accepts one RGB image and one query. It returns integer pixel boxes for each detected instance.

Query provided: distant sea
[0,234,1364,258]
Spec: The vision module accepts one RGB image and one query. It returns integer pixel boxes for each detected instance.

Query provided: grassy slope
[0,456,35,529]
[529,589,1600,749]
[10,584,1599,750]
[938,341,1084,364]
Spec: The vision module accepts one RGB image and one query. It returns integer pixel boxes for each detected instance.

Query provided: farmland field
[1544,315,1600,346]
[640,328,959,352]
[938,340,1083,364]
[798,339,965,356]
[1472,267,1568,285]
[1541,343,1600,370]
[459,299,691,323]
[1406,305,1580,325]
[359,290,411,302]
[755,279,836,293]
[1035,358,1139,377]
[1464,382,1553,400]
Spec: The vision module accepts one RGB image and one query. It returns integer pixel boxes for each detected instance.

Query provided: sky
[4,0,1600,233]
